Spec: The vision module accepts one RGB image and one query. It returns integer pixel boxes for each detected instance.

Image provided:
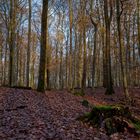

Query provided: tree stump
[77,105,140,136]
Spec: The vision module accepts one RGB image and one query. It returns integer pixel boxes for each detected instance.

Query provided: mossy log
[77,105,140,136]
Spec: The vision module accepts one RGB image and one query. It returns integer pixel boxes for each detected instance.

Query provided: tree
[116,0,130,100]
[26,0,32,87]
[68,0,73,90]
[37,0,48,92]
[104,0,114,94]
[137,0,140,57]
[88,0,98,88]
[0,0,140,90]
[9,0,15,86]
[81,0,87,91]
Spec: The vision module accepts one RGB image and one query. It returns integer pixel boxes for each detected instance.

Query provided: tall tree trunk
[68,0,73,90]
[104,0,114,94]
[26,0,32,87]
[46,40,50,89]
[92,27,97,88]
[37,0,48,92]
[65,30,69,88]
[89,0,98,88]
[102,25,107,88]
[124,14,131,85]
[59,46,63,89]
[73,29,77,88]
[133,14,136,86]
[77,33,82,88]
[4,35,8,85]
[137,0,140,57]
[0,34,3,85]
[55,42,58,89]
[81,27,87,91]
[116,0,130,100]
[16,31,19,86]
[31,34,36,88]
[9,0,15,86]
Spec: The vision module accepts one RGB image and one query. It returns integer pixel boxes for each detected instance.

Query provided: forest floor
[0,87,139,140]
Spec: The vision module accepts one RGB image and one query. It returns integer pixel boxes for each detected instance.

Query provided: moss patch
[77,105,140,136]
[81,100,89,108]
[92,105,113,111]
[132,120,140,131]
[73,91,85,96]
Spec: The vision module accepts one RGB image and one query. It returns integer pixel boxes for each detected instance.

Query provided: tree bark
[81,27,87,90]
[104,0,114,94]
[137,0,140,57]
[37,0,48,92]
[68,0,73,90]
[116,0,130,100]
[26,0,32,87]
[9,0,15,86]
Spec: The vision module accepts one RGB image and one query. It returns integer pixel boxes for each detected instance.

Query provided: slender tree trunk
[59,46,63,89]
[89,0,98,89]
[9,0,14,86]
[55,42,58,89]
[4,35,8,85]
[46,24,50,89]
[65,31,69,88]
[46,44,50,89]
[104,0,114,94]
[73,29,77,88]
[16,31,19,86]
[124,14,131,85]
[116,0,130,100]
[81,27,87,91]
[137,0,140,57]
[102,26,107,88]
[31,34,36,88]
[133,15,136,86]
[26,0,32,87]
[0,36,3,85]
[37,0,48,92]
[68,0,73,90]
[92,27,97,88]
[77,33,82,88]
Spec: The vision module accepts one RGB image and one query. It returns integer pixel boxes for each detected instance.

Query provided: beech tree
[9,0,14,86]
[104,0,114,94]
[26,0,32,87]
[0,0,139,91]
[37,0,48,92]
[116,0,130,100]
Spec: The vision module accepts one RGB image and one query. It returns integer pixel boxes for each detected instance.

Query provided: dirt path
[0,87,138,140]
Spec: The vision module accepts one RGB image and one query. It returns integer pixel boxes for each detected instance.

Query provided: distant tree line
[0,0,140,97]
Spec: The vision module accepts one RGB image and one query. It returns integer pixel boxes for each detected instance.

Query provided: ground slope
[0,87,138,140]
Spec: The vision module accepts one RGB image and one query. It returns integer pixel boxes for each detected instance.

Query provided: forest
[0,0,140,139]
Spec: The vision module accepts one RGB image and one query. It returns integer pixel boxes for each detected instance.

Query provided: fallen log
[11,86,32,90]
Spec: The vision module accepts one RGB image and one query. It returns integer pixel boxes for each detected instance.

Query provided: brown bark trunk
[116,0,130,100]
[104,0,114,95]
[26,0,32,87]
[37,0,48,92]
